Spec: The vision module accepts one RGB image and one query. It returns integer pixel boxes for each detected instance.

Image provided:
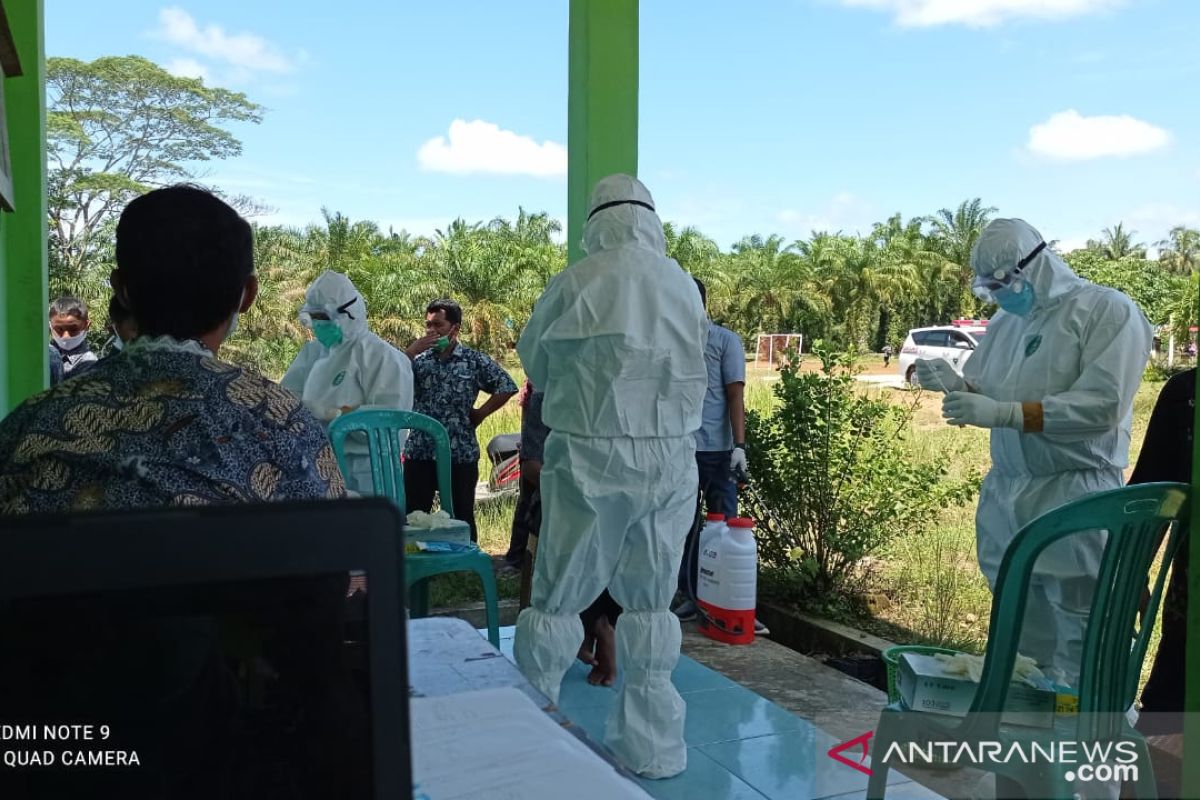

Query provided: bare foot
[577,631,597,667]
[587,617,617,687]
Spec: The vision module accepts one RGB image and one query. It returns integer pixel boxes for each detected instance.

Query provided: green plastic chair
[867,482,1189,800]
[327,409,500,648]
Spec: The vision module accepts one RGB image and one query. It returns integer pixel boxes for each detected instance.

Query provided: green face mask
[313,321,343,348]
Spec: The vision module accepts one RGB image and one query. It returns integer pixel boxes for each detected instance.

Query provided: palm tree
[925,199,997,310]
[1088,222,1146,260]
[663,222,720,274]
[926,199,997,269]
[224,223,310,377]
[426,218,539,355]
[867,213,955,343]
[306,208,386,275]
[725,234,827,337]
[494,207,565,285]
[823,235,918,350]
[1156,226,1200,274]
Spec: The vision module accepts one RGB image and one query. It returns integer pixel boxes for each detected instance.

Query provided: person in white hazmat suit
[282,271,414,495]
[916,218,1151,690]
[513,174,707,779]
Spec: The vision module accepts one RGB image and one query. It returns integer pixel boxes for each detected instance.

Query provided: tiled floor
[492,626,944,800]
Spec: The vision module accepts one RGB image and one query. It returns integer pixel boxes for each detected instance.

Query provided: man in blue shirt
[48,295,98,379]
[404,299,517,541]
[674,278,751,622]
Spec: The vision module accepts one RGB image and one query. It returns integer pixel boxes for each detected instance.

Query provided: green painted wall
[1,0,46,416]
[567,0,638,267]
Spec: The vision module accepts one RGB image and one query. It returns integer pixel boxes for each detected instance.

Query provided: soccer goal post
[754,333,804,367]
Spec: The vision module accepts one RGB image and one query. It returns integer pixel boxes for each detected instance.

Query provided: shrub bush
[1144,359,1191,382]
[743,344,979,611]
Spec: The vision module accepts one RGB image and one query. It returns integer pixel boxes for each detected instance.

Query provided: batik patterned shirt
[0,343,345,515]
[405,345,517,464]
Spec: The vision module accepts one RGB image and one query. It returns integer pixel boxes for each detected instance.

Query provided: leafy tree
[1065,250,1183,326]
[48,55,263,297]
[1164,272,1200,346]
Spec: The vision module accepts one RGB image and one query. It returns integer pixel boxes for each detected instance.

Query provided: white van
[898,325,987,388]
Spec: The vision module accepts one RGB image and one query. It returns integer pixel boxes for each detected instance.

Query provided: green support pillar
[1187,361,1200,796]
[567,0,638,266]
[1,0,46,415]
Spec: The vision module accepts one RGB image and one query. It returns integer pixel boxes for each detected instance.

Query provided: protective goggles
[586,198,655,220]
[298,296,360,327]
[971,241,1046,302]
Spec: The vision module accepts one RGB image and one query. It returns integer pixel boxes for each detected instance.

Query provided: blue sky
[48,0,1200,253]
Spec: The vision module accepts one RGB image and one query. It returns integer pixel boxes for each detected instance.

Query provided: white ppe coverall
[959,219,1151,688]
[513,174,707,779]
[281,271,413,494]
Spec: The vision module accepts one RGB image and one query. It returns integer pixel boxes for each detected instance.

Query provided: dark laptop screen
[0,500,407,800]
[1,573,371,798]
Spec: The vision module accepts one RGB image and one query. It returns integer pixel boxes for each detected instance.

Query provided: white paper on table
[410,687,653,800]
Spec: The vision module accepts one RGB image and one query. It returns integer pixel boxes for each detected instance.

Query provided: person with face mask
[101,294,138,357]
[281,271,414,495]
[402,299,517,541]
[915,218,1151,692]
[48,295,98,377]
[513,174,707,779]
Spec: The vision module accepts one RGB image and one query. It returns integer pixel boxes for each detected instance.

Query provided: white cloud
[837,0,1123,28]
[156,8,294,74]
[1026,110,1170,161]
[417,119,567,178]
[165,57,210,83]
[777,191,876,236]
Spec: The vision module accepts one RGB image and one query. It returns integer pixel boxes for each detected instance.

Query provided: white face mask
[223,289,246,344]
[52,330,87,350]
[111,336,124,352]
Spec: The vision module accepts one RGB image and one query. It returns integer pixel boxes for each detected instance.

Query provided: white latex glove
[730,447,749,482]
[914,358,966,393]
[933,652,1044,685]
[942,392,1022,430]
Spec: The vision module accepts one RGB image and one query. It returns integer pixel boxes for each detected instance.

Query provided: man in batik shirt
[0,185,357,798]
[404,298,517,541]
[0,184,344,512]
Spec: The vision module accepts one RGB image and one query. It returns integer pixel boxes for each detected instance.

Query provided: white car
[898,325,987,388]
